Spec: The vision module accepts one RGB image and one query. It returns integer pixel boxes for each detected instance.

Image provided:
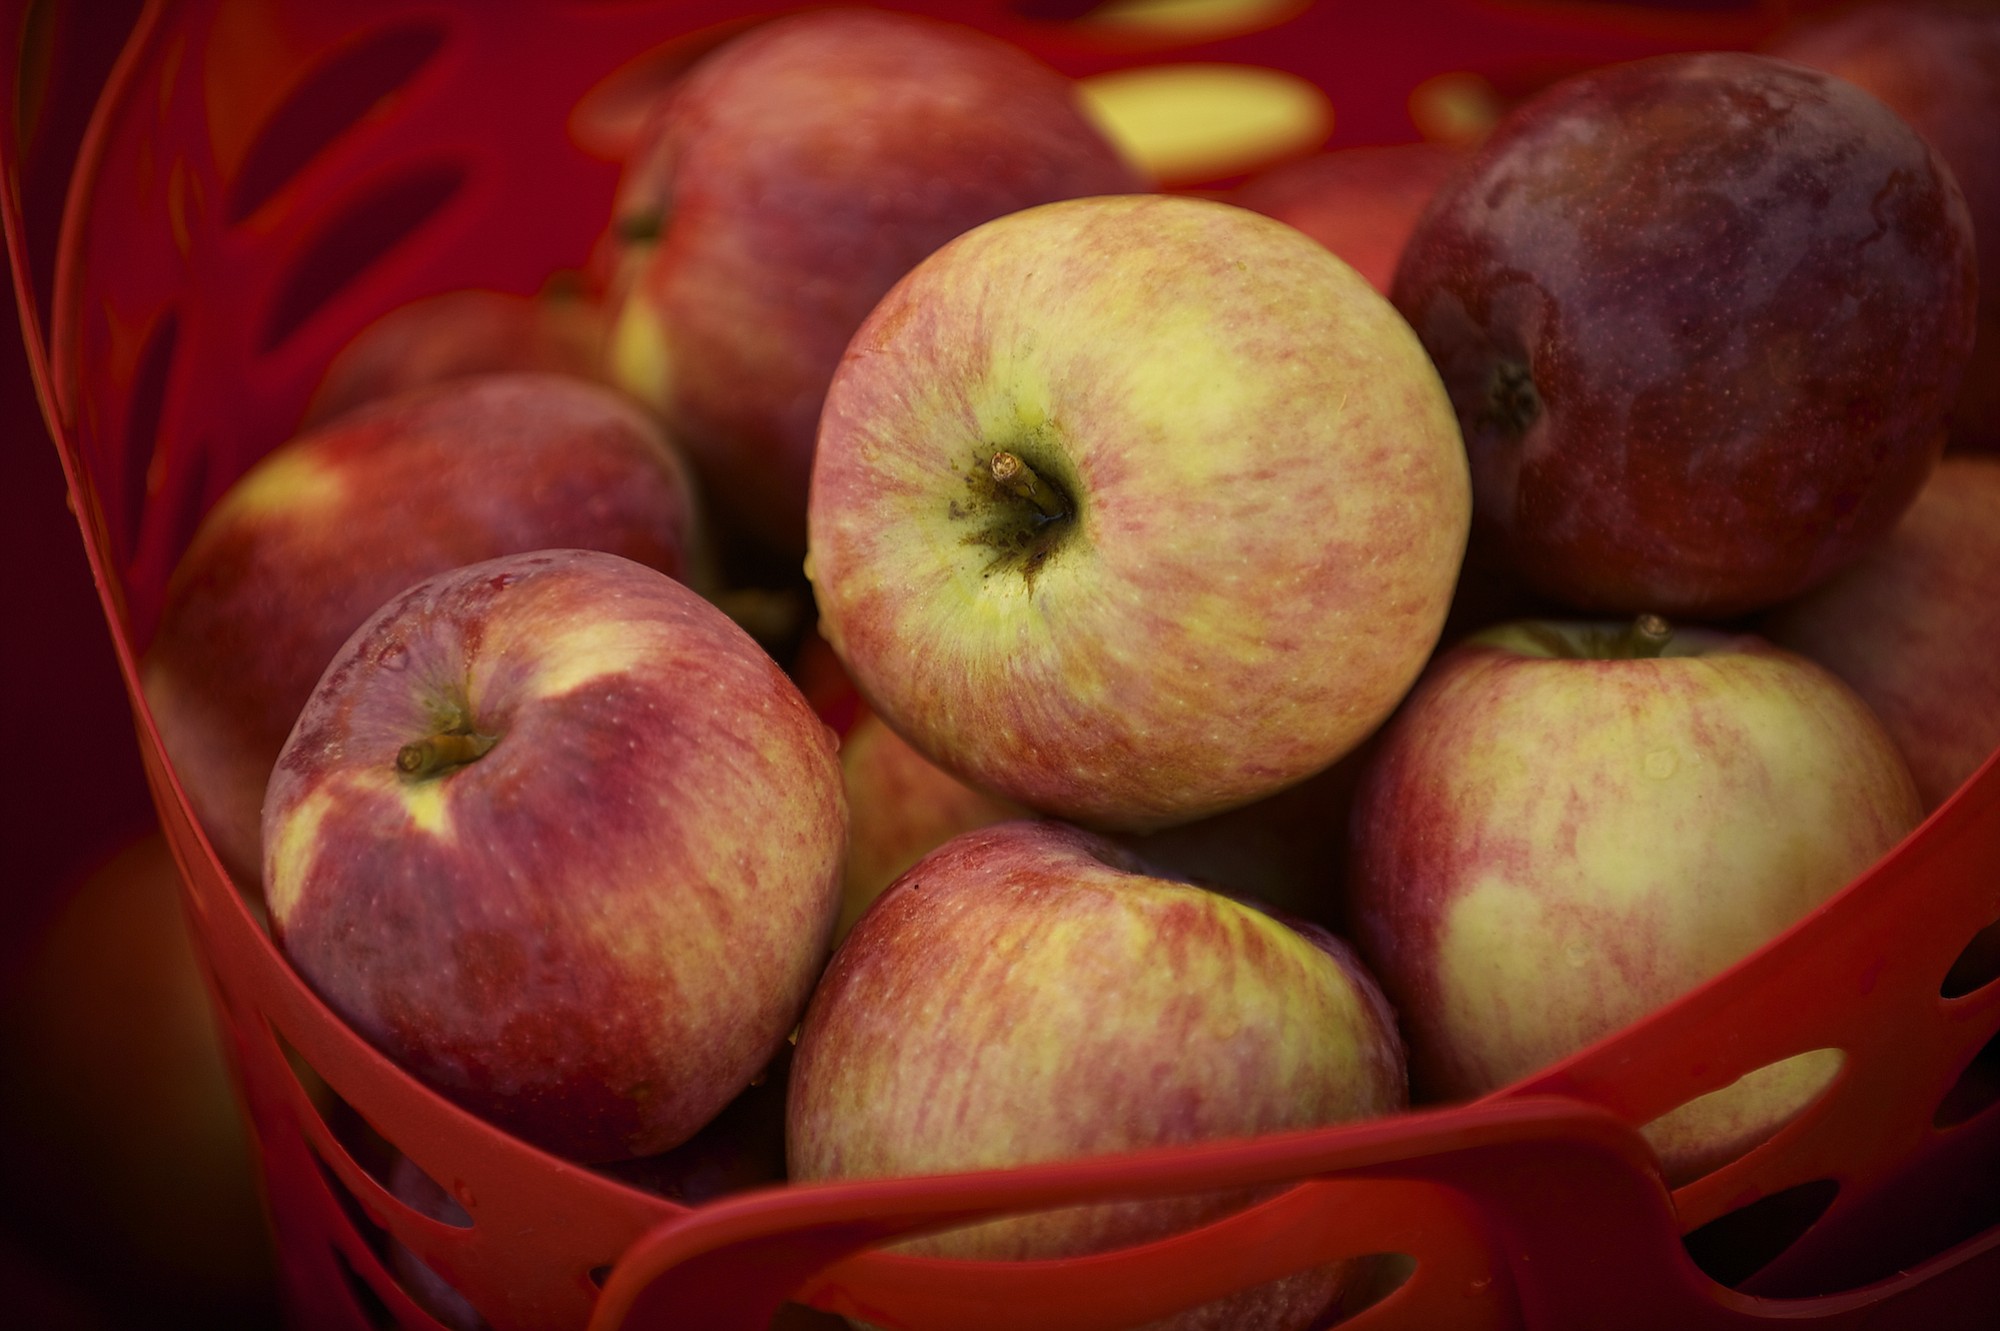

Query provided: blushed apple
[807,192,1471,834]
[787,819,1407,1331]
[835,706,1021,944]
[1345,617,1923,1185]
[1391,50,1980,618]
[263,549,846,1163]
[1230,141,1470,294]
[299,285,612,430]
[141,371,711,890]
[1760,453,2000,812]
[604,5,1147,554]
[837,704,1367,943]
[1764,0,2000,452]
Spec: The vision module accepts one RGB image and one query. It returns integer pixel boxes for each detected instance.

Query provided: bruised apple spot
[267,785,338,920]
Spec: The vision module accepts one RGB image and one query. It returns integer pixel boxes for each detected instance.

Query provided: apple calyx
[1485,359,1542,437]
[396,724,499,780]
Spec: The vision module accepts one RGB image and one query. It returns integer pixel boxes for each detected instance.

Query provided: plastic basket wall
[5,1,2000,1328]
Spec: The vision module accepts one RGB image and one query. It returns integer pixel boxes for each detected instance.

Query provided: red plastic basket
[6,2,1999,1328]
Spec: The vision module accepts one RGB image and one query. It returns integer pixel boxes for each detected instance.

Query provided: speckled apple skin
[787,819,1406,1331]
[608,6,1146,554]
[1761,454,2000,812]
[263,550,845,1163]
[1345,622,1922,1183]
[1391,51,1979,618]
[807,193,1471,834]
[142,373,710,890]
[1764,0,2000,451]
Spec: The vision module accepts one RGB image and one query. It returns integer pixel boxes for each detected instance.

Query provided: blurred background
[2,3,283,1327]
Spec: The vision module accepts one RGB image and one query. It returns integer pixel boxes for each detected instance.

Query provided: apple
[262,548,846,1163]
[837,699,1368,944]
[806,192,1471,834]
[141,371,711,891]
[0,832,277,1329]
[835,706,1022,944]
[1344,616,1924,1185]
[1763,0,2000,453]
[1230,141,1471,294]
[299,284,612,430]
[1391,50,1981,619]
[604,5,1148,555]
[787,818,1407,1331]
[1759,453,2000,813]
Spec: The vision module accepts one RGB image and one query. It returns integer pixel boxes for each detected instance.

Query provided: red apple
[141,371,711,891]
[835,706,1022,944]
[262,549,846,1163]
[787,819,1407,1331]
[1764,0,2000,452]
[1345,617,1923,1185]
[1230,141,1470,294]
[1759,453,2000,812]
[1391,50,1981,619]
[807,193,1471,834]
[604,5,1148,555]
[299,285,612,430]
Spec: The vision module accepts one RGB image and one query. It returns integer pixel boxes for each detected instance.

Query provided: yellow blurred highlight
[221,446,343,520]
[1078,63,1332,186]
[1410,70,1502,146]
[1075,0,1308,43]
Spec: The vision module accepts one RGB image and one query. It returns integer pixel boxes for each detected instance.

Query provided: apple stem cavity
[397,728,499,780]
[989,451,1069,524]
[1625,612,1674,658]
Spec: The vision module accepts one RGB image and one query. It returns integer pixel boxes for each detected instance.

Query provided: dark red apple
[1764,0,2000,452]
[300,286,612,430]
[1392,50,1980,619]
[604,6,1148,555]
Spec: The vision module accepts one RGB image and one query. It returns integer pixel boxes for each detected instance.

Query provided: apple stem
[397,730,499,780]
[989,451,1068,523]
[1624,613,1674,658]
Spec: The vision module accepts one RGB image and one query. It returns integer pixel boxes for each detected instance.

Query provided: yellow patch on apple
[216,448,346,521]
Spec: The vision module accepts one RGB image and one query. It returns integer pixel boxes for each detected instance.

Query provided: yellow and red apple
[788,819,1407,1330]
[263,549,845,1164]
[807,192,1471,834]
[1345,617,1923,1184]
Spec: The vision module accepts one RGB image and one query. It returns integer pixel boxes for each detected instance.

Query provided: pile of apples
[136,4,2000,1327]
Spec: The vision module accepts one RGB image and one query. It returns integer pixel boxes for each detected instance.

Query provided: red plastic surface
[5,2,1999,1329]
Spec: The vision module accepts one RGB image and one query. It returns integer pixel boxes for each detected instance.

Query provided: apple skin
[1391,50,1980,619]
[836,704,1368,943]
[605,5,1147,555]
[141,372,711,891]
[1345,618,1923,1185]
[1759,453,2000,813]
[1230,141,1470,294]
[835,706,1023,944]
[300,286,612,430]
[807,192,1471,834]
[787,819,1407,1331]
[263,549,846,1164]
[1764,0,2000,452]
